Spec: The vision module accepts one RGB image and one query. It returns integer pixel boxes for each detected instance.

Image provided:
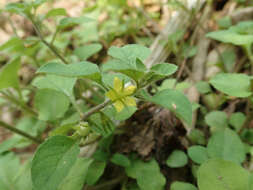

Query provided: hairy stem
[82,100,111,121]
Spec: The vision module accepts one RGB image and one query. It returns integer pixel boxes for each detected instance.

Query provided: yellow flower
[105,77,136,112]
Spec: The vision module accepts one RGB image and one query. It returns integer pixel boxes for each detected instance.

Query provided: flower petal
[114,101,124,112]
[124,97,136,107]
[114,77,123,93]
[123,85,136,96]
[105,90,117,101]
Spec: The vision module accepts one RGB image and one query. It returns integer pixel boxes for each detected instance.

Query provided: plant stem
[30,17,69,65]
[82,100,111,121]
[0,120,42,144]
[29,17,111,121]
[50,28,59,45]
[0,92,37,117]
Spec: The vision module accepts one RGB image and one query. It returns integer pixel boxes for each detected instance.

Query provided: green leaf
[89,113,115,137]
[125,159,166,190]
[32,75,77,98]
[218,16,232,29]
[145,63,178,82]
[150,63,177,76]
[241,129,253,144]
[207,128,246,164]
[34,89,70,121]
[196,81,211,94]
[188,146,209,164]
[249,172,253,190]
[108,44,151,64]
[171,181,197,190]
[111,153,131,167]
[205,111,228,133]
[0,154,33,190]
[0,153,20,190]
[229,112,246,132]
[166,150,188,168]
[15,160,33,190]
[188,129,206,145]
[206,30,253,45]
[0,37,24,51]
[0,138,20,154]
[59,16,94,30]
[197,159,250,190]
[102,59,146,81]
[45,8,67,18]
[157,79,190,92]
[37,61,101,81]
[0,117,46,152]
[57,158,92,190]
[104,44,150,81]
[5,2,32,17]
[74,43,102,60]
[145,89,192,126]
[182,44,197,58]
[85,160,106,185]
[31,136,80,190]
[0,58,20,91]
[210,73,251,97]
[103,106,137,121]
[33,0,47,8]
[221,49,236,72]
[229,21,253,34]
[49,124,74,137]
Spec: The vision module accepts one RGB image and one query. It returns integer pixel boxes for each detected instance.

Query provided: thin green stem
[0,120,42,144]
[50,28,59,45]
[7,16,19,37]
[0,91,37,117]
[30,17,69,65]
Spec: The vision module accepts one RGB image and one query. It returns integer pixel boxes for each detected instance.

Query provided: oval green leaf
[147,89,192,126]
[197,159,249,190]
[37,61,101,81]
[171,181,197,190]
[207,128,246,164]
[210,73,251,98]
[31,136,80,190]
[34,89,70,121]
[188,146,209,164]
[166,150,188,168]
